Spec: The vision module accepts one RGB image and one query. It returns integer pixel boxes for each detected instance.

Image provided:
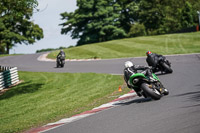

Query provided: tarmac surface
[1,53,200,133]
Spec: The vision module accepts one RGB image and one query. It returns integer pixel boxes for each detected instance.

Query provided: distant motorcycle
[56,55,65,68]
[129,71,169,100]
[152,57,173,73]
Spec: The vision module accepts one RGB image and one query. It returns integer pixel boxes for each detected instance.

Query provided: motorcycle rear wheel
[141,83,162,100]
[161,62,173,73]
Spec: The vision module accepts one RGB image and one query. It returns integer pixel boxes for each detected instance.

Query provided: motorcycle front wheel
[141,83,162,100]
[61,60,65,67]
[56,62,60,68]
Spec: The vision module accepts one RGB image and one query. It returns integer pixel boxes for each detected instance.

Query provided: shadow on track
[173,85,200,108]
[114,97,152,106]
[154,72,173,76]
[174,90,200,102]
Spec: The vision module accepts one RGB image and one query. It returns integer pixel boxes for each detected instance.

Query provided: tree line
[60,0,200,46]
[0,0,43,54]
[0,0,200,54]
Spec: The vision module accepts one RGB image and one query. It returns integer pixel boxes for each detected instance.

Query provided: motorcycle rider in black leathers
[146,51,165,67]
[123,61,154,89]
[57,49,66,59]
[146,51,166,72]
[56,50,66,67]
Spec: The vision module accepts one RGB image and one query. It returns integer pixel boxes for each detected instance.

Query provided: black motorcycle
[56,55,65,68]
[152,57,173,73]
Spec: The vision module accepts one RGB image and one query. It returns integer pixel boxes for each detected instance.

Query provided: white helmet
[124,61,133,68]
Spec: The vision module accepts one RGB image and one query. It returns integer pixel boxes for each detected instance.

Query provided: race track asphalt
[1,53,200,133]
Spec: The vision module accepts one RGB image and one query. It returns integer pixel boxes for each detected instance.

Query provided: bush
[128,23,146,37]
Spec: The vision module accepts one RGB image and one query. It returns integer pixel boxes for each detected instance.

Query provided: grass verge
[0,71,128,133]
[48,32,200,59]
[0,54,22,58]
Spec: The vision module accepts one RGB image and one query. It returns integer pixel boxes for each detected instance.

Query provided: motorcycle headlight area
[132,78,139,84]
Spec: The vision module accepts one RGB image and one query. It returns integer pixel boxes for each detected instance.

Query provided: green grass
[1,32,200,132]
[0,54,22,58]
[0,71,128,133]
[0,54,9,57]
[48,32,200,59]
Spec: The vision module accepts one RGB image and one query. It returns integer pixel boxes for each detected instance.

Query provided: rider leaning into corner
[123,61,154,89]
[57,49,66,59]
[123,61,169,97]
[146,51,166,69]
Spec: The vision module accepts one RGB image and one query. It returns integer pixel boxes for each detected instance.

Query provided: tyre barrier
[0,66,19,90]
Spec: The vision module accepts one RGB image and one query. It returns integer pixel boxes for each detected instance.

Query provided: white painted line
[46,113,93,126]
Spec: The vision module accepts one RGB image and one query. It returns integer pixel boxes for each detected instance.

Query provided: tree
[60,0,126,46]
[138,0,200,34]
[181,1,195,28]
[128,23,146,37]
[138,0,168,35]
[116,0,140,33]
[0,0,43,54]
[60,0,200,46]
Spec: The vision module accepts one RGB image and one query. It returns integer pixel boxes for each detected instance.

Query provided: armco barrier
[0,66,19,90]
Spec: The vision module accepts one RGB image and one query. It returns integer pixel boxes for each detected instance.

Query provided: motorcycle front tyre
[61,60,65,67]
[56,62,60,68]
[141,83,162,100]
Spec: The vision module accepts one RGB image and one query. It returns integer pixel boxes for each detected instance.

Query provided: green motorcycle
[129,72,169,100]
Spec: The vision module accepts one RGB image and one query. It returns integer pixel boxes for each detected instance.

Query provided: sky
[10,0,77,54]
